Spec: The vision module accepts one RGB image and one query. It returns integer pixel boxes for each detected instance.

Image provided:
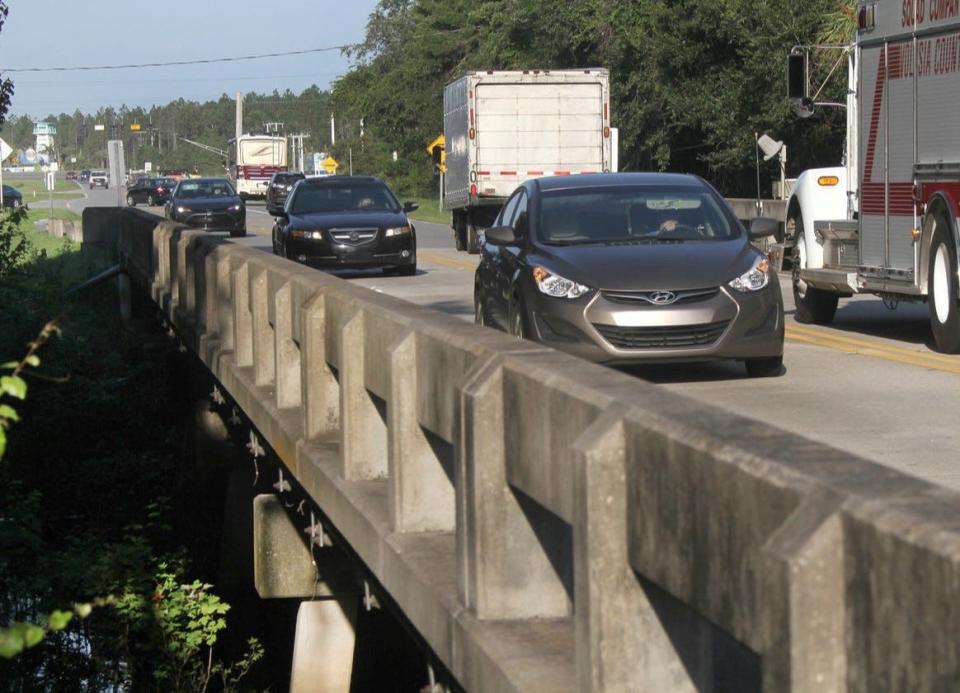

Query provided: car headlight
[290,229,323,240]
[532,266,591,299]
[385,225,412,237]
[230,204,242,211]
[729,256,770,292]
[176,206,188,214]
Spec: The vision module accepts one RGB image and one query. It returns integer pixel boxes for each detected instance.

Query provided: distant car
[65,171,78,181]
[473,172,785,377]
[271,175,418,275]
[2,185,22,208]
[80,169,91,183]
[89,171,108,189]
[164,177,246,237]
[265,171,305,215]
[126,176,175,206]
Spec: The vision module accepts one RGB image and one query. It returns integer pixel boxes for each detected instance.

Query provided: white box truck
[443,69,612,253]
[779,1,960,352]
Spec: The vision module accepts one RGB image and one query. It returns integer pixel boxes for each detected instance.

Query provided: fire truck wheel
[928,220,960,353]
[454,216,467,251]
[792,230,838,325]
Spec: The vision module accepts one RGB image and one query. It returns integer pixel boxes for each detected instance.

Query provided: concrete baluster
[457,355,570,619]
[273,282,302,410]
[300,292,340,441]
[572,410,711,692]
[339,309,387,480]
[387,330,455,533]
[232,262,253,368]
[216,252,237,354]
[249,265,275,388]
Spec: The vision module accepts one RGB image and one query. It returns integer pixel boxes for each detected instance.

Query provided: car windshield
[291,183,399,214]
[161,178,177,187]
[538,186,740,245]
[177,180,236,199]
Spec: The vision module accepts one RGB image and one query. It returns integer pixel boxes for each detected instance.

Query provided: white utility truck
[443,69,613,253]
[781,0,960,352]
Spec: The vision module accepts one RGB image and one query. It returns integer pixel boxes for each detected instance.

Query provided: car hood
[288,209,408,229]
[175,197,241,210]
[534,239,757,291]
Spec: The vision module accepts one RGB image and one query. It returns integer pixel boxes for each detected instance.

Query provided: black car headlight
[384,225,412,237]
[176,206,189,214]
[729,256,771,292]
[230,204,243,211]
[290,229,323,240]
[532,265,591,299]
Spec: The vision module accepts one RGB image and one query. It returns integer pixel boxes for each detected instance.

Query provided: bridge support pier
[253,493,361,692]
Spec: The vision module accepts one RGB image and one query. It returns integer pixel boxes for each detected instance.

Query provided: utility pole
[330,113,336,146]
[235,91,244,141]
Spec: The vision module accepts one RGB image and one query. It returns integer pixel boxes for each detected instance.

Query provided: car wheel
[508,296,527,340]
[126,194,135,206]
[397,262,416,276]
[466,221,480,255]
[11,199,19,209]
[147,194,155,206]
[927,213,960,353]
[792,225,838,325]
[454,217,466,251]
[744,356,784,378]
[474,288,486,326]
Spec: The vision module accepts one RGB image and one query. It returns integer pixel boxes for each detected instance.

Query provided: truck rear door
[475,81,604,198]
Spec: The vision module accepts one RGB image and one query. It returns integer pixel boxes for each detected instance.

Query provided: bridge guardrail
[108,208,960,691]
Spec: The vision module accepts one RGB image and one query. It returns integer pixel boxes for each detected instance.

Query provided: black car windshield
[177,180,236,199]
[538,186,740,244]
[291,183,399,214]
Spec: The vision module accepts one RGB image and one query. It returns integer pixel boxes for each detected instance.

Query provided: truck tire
[927,217,960,353]
[466,221,480,254]
[454,216,467,251]
[793,228,838,325]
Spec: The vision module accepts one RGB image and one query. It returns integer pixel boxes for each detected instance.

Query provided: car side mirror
[271,209,288,219]
[749,216,779,239]
[484,225,516,246]
[403,201,419,213]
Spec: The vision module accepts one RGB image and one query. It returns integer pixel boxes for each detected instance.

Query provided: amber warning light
[818,175,840,186]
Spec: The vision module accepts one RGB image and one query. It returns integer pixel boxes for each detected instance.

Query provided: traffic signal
[431,143,446,175]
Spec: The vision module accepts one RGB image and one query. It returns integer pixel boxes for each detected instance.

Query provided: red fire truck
[781,0,960,352]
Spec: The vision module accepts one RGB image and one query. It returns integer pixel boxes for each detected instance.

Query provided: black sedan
[126,176,175,206]
[474,173,784,377]
[265,171,305,215]
[271,176,418,275]
[164,177,246,237]
[1,185,22,209]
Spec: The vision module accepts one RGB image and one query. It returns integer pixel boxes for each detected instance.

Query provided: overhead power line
[4,44,353,73]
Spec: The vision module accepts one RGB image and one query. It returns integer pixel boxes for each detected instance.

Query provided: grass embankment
[6,178,84,200]
[404,195,448,225]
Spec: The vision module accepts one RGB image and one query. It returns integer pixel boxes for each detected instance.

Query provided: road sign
[0,137,11,162]
[145,161,152,172]
[425,134,445,155]
[322,155,338,174]
[130,123,141,132]
[94,124,105,131]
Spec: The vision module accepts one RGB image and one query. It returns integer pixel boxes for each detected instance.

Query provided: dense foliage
[331,0,857,196]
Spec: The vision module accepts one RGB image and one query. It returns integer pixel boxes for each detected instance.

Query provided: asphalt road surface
[72,191,960,492]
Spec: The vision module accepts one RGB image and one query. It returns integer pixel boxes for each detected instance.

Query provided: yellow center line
[785,324,960,374]
[419,251,477,271]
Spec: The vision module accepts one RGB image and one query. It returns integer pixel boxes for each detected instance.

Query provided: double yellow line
[786,323,960,375]
[419,251,477,271]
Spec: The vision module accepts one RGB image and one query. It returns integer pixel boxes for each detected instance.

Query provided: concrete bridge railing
[109,209,960,691]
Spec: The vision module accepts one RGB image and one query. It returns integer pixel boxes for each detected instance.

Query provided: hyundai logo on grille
[649,290,677,305]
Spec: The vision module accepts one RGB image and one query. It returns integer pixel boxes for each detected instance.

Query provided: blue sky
[0,0,379,118]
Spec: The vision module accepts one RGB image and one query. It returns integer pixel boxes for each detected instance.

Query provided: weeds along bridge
[89,207,960,691]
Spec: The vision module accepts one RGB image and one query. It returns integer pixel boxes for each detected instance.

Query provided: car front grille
[600,287,720,306]
[329,228,379,246]
[185,211,233,227]
[592,320,730,350]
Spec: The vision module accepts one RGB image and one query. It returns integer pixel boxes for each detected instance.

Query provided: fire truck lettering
[930,0,960,21]
[904,0,927,26]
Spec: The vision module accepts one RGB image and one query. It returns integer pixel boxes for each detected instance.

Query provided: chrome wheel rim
[934,242,951,324]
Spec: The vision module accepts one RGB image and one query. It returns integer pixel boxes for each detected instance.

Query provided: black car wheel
[474,289,486,326]
[508,296,527,340]
[745,356,784,378]
[147,194,155,206]
[126,194,135,206]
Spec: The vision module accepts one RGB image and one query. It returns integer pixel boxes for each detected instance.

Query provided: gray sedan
[473,173,784,376]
